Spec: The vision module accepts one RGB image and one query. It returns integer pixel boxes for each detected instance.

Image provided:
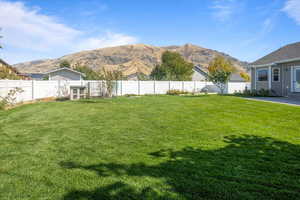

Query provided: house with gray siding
[45,67,85,81]
[251,42,300,97]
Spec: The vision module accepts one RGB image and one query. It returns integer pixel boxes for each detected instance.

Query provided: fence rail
[0,80,251,103]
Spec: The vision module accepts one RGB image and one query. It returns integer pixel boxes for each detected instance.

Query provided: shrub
[0,87,24,110]
[234,89,275,97]
[166,90,189,95]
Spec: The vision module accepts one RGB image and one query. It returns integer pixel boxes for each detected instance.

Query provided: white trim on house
[272,67,280,82]
[291,66,294,92]
[254,68,257,90]
[251,57,300,68]
[293,66,300,93]
[268,66,272,89]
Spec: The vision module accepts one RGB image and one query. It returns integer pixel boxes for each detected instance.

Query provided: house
[44,67,85,81]
[0,59,25,80]
[192,65,247,82]
[251,42,300,97]
[192,65,209,81]
[19,73,45,80]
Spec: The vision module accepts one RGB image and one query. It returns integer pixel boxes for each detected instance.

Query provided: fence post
[182,81,184,91]
[31,80,35,100]
[115,80,118,96]
[138,80,140,95]
[153,80,156,94]
[169,81,171,91]
[58,80,61,97]
[120,80,122,96]
[194,81,196,93]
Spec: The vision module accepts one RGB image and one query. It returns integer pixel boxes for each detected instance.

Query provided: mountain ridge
[14,43,249,77]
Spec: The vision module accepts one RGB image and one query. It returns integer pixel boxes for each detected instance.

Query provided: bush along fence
[0,80,251,103]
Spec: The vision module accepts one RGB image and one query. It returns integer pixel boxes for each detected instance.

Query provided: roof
[0,59,9,66]
[229,73,246,82]
[252,42,300,66]
[193,65,209,76]
[44,67,86,77]
[0,59,18,73]
[193,65,247,82]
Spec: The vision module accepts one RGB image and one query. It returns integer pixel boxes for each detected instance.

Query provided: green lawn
[0,95,300,200]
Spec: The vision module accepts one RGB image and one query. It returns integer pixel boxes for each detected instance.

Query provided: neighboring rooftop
[44,67,86,77]
[252,42,300,66]
[193,65,247,82]
[0,59,11,67]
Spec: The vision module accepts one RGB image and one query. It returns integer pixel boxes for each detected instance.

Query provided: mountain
[14,43,249,78]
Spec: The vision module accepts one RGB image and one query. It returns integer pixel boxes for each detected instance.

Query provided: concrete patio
[245,97,300,106]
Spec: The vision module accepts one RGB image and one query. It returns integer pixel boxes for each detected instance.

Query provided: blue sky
[0,0,299,64]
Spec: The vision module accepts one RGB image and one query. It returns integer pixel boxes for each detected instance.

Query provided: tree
[97,69,124,98]
[74,64,99,80]
[59,60,71,68]
[150,64,167,80]
[150,51,194,81]
[208,56,236,94]
[240,71,250,82]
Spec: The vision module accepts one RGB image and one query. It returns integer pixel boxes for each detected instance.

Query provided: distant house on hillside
[44,67,85,81]
[251,42,300,97]
[192,65,247,82]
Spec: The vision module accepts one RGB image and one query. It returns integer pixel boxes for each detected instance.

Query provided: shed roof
[44,67,86,77]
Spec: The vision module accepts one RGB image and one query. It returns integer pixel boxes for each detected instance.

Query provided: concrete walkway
[244,97,300,106]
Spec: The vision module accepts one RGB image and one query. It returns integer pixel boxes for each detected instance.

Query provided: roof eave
[44,67,86,77]
[251,57,300,68]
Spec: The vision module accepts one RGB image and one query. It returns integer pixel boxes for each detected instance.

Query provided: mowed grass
[0,95,300,200]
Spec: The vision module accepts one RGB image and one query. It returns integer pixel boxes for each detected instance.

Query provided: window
[272,68,280,82]
[257,69,268,81]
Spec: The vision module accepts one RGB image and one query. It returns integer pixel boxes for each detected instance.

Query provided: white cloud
[76,32,137,51]
[0,0,138,63]
[211,0,237,22]
[282,0,300,25]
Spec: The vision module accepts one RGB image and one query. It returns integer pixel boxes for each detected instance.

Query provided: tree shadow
[60,135,300,200]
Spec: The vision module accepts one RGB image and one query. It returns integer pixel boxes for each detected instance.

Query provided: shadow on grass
[61,135,300,200]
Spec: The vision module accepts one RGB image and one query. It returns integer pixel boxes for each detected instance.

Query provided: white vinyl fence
[0,80,251,103]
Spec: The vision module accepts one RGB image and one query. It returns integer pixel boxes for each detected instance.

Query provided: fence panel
[121,81,139,95]
[33,81,59,99]
[227,82,251,94]
[139,81,154,95]
[169,81,182,91]
[0,80,251,102]
[155,81,170,94]
[0,80,33,102]
[183,81,195,92]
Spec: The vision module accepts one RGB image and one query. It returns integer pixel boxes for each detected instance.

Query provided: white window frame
[272,67,280,82]
[256,68,268,82]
